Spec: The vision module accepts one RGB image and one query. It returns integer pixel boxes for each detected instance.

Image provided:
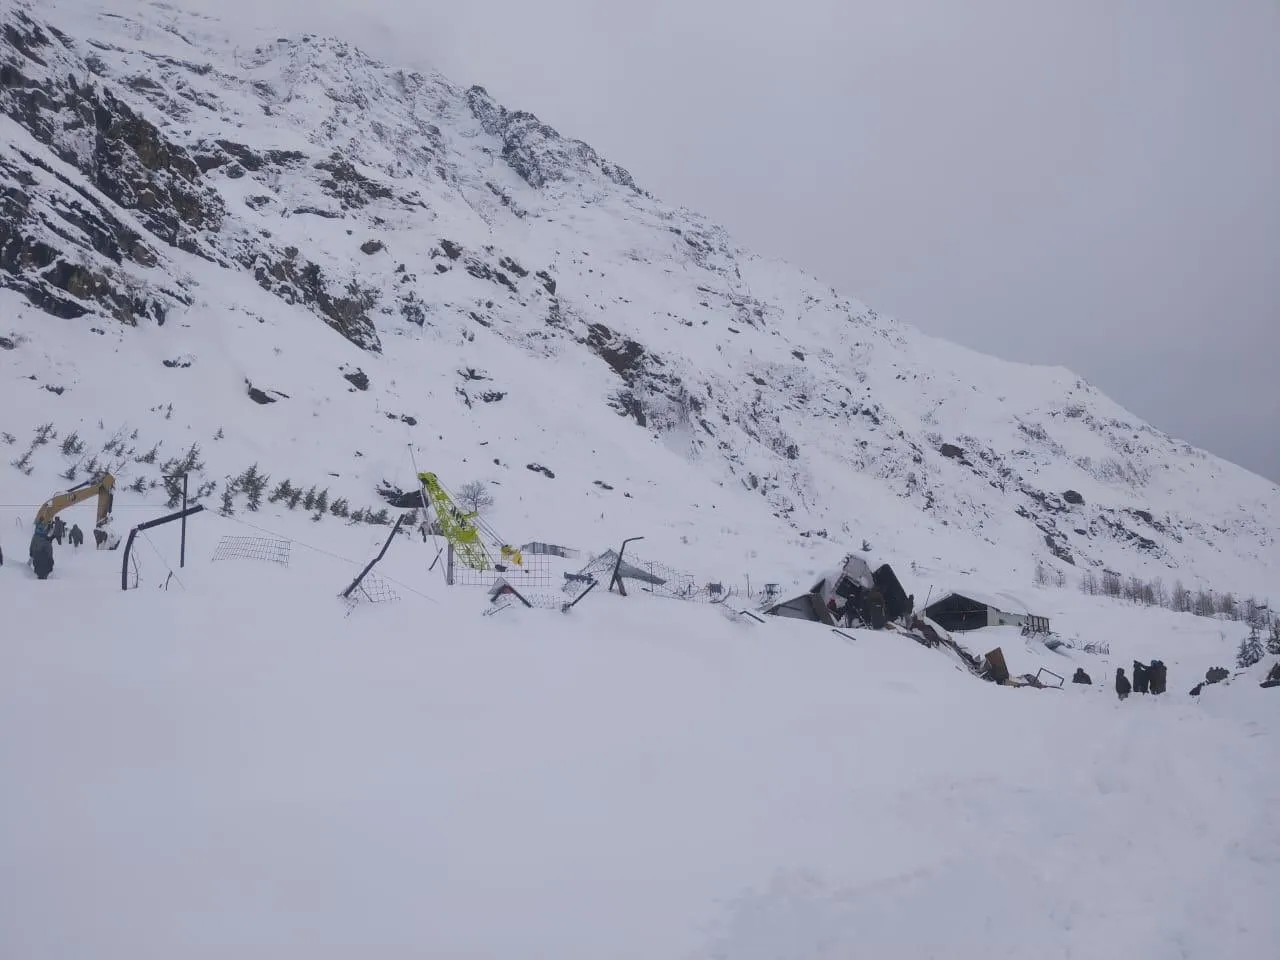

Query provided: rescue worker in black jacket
[1115,667,1131,701]
[29,527,54,580]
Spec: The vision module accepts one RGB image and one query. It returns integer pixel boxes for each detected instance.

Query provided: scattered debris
[983,647,1011,684]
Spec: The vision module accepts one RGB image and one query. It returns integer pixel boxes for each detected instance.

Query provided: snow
[2,523,1278,959]
[1,0,1279,955]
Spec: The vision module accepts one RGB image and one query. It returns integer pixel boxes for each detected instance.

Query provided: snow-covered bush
[1236,628,1265,669]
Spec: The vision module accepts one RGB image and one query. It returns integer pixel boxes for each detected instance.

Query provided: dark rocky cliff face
[0,7,384,350]
[464,85,642,195]
[0,8,647,358]
[0,12,224,253]
[0,9,649,355]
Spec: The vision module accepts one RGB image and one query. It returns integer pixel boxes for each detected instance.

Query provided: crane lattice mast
[416,471,522,573]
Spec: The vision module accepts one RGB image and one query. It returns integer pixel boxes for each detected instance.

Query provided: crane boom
[417,471,491,571]
[416,471,522,572]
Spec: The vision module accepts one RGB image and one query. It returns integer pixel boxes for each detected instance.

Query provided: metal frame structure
[120,504,205,590]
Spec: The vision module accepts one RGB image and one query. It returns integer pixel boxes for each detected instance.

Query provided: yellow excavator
[30,473,116,579]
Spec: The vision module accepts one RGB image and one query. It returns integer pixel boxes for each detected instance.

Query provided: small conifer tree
[268,479,295,504]
[1236,628,1265,668]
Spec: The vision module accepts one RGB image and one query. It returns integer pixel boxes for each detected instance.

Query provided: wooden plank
[984,646,1010,683]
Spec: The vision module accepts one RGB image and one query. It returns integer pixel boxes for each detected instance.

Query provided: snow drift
[1,524,1278,959]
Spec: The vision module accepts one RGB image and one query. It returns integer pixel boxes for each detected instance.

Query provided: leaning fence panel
[212,535,292,567]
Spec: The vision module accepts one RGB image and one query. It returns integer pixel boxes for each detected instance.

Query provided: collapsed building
[762,557,1068,692]
[765,554,911,628]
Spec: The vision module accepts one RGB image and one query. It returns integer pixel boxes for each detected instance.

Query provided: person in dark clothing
[1148,660,1167,695]
[1072,667,1092,684]
[864,586,887,629]
[1115,667,1131,700]
[29,532,54,579]
[68,523,84,548]
[93,528,108,548]
[50,517,66,545]
[1132,661,1149,695]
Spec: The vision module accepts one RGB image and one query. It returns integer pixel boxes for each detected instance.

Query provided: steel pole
[179,473,188,568]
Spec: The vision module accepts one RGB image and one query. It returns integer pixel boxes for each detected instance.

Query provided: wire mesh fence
[342,572,402,613]
[561,548,735,605]
[482,590,566,615]
[1051,635,1112,657]
[560,553,618,594]
[212,535,292,567]
[449,547,556,592]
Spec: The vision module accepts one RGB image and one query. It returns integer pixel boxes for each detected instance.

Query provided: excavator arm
[34,473,116,529]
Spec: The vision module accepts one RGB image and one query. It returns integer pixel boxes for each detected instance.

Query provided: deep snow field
[2,506,1277,959]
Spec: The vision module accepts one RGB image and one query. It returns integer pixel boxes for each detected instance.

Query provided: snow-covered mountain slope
[2,0,1278,598]
[3,516,1278,959]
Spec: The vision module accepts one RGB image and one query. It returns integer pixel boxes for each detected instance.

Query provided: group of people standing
[1114,660,1168,699]
[26,517,86,580]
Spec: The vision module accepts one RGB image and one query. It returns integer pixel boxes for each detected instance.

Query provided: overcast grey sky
[189,0,1280,481]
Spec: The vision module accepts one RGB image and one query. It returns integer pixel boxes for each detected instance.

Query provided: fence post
[161,472,190,567]
[341,514,405,599]
[609,536,644,596]
[179,473,188,568]
[561,576,599,613]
